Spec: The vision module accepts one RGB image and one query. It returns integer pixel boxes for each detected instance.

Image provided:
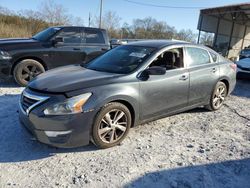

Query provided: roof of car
[51,26,106,31]
[126,40,190,49]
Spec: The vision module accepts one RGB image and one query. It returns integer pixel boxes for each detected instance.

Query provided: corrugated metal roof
[201,2,250,12]
[200,3,250,25]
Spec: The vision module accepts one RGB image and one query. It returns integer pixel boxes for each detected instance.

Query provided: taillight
[230,63,237,71]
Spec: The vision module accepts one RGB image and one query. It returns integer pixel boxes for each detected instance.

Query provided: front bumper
[18,90,96,148]
[0,59,11,78]
[237,67,250,79]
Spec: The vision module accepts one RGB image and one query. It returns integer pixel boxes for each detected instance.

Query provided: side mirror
[146,66,166,75]
[52,37,64,45]
[139,66,166,80]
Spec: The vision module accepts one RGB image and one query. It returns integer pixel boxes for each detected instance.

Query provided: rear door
[184,46,219,105]
[49,27,86,68]
[82,28,109,62]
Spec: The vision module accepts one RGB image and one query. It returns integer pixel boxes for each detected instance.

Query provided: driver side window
[55,28,81,44]
[149,48,184,70]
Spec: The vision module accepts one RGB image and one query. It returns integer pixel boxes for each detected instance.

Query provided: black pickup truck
[0,26,110,86]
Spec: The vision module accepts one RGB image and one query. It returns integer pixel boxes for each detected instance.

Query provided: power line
[123,0,207,9]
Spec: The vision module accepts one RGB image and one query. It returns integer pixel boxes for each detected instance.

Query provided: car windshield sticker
[129,52,146,58]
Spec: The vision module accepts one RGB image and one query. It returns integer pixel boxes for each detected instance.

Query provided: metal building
[197,3,250,60]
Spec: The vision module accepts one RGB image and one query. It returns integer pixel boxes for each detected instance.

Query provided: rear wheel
[92,102,131,149]
[205,81,227,111]
[13,59,45,86]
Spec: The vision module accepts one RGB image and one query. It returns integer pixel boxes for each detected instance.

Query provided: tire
[13,59,45,86]
[205,81,227,111]
[92,102,132,149]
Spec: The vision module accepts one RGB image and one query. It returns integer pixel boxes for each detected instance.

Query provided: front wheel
[205,81,227,111]
[92,102,131,149]
[13,59,45,86]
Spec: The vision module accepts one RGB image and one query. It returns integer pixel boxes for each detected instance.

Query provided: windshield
[83,45,156,74]
[32,27,61,41]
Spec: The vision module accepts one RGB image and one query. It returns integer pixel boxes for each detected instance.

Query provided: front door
[139,47,189,120]
[49,27,86,68]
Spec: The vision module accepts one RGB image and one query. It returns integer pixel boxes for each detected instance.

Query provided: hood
[0,38,40,51]
[241,49,250,54]
[28,65,121,93]
[237,58,250,68]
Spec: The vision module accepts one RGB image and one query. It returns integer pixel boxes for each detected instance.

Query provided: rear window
[56,28,81,44]
[186,47,211,67]
[84,29,105,44]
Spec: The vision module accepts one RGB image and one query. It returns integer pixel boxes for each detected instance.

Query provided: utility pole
[99,0,103,28]
[88,12,91,27]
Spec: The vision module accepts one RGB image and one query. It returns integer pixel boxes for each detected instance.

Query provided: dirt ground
[0,79,249,188]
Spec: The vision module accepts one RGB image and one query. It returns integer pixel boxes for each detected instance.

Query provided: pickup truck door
[49,27,86,68]
[81,28,109,62]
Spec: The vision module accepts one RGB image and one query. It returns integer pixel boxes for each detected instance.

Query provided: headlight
[0,50,12,60]
[44,93,92,115]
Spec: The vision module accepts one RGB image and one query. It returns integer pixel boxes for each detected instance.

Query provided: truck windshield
[83,45,156,74]
[32,27,61,41]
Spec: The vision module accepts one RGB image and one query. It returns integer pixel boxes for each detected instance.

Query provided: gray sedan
[19,40,236,148]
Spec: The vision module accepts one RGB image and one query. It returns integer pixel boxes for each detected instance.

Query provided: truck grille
[20,91,49,115]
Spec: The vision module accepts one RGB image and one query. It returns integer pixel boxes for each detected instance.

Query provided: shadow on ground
[125,158,250,188]
[0,78,20,88]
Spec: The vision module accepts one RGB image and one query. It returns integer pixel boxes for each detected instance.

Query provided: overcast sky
[0,0,247,32]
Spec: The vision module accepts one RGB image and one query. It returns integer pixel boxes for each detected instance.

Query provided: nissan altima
[19,40,236,148]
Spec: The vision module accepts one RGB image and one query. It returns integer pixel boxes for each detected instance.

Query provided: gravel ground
[0,79,250,188]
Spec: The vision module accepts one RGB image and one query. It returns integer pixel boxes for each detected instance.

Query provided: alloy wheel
[213,85,226,108]
[98,109,128,144]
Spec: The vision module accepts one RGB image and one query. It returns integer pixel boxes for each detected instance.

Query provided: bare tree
[131,17,178,39]
[92,11,121,38]
[0,6,13,15]
[17,10,45,34]
[38,0,70,25]
[176,29,197,42]
[72,16,84,26]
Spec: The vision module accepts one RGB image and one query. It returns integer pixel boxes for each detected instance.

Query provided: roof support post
[227,21,235,57]
[213,18,220,49]
[240,25,247,50]
[197,14,203,44]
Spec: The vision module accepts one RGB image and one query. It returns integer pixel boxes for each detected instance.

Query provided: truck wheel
[13,59,45,86]
[92,102,131,149]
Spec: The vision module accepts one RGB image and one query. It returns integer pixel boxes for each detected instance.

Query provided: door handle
[179,74,189,81]
[101,48,108,51]
[73,48,81,51]
[212,67,217,73]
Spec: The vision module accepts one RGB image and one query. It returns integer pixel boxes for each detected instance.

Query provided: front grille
[20,91,49,115]
[21,95,39,112]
